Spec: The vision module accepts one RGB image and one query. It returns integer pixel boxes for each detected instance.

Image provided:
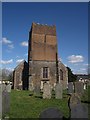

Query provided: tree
[2,68,13,81]
[67,67,77,82]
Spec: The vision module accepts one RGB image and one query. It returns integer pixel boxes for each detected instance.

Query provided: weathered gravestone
[43,83,51,99]
[69,93,88,118]
[6,84,11,92]
[34,85,40,97]
[55,83,62,99]
[39,107,63,118]
[68,82,74,94]
[2,89,10,117]
[2,83,6,92]
[74,82,84,96]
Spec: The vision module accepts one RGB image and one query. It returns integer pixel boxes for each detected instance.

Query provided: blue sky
[1,2,88,74]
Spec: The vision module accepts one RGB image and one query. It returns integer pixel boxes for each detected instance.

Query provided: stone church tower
[28,22,68,90]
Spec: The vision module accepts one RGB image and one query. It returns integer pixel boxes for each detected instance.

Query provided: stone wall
[58,62,68,90]
[29,61,57,90]
[13,60,28,90]
[28,22,58,62]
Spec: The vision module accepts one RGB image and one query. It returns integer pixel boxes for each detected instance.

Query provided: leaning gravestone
[43,83,51,99]
[74,82,84,96]
[55,83,62,99]
[68,82,74,94]
[39,107,63,118]
[34,85,40,97]
[69,93,88,118]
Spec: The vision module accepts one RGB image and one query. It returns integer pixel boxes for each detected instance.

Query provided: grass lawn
[8,89,69,118]
[7,86,90,118]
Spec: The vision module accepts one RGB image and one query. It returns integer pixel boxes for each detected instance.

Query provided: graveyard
[2,83,89,119]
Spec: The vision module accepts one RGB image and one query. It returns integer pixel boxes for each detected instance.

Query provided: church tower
[28,22,58,90]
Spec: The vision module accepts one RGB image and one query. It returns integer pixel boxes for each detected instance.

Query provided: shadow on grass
[35,95,43,99]
[81,100,90,104]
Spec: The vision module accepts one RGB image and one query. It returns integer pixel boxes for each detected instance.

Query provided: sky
[1,2,88,74]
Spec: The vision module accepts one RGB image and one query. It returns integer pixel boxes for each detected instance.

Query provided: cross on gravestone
[55,83,62,99]
[43,83,51,99]
[74,82,84,96]
[39,107,63,118]
[68,93,88,118]
[68,82,74,94]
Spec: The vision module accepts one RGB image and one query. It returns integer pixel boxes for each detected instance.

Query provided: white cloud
[0,59,13,64]
[24,53,28,56]
[68,55,84,63]
[2,37,14,50]
[2,37,12,44]
[16,59,24,63]
[20,41,28,47]
[58,57,62,62]
[8,44,14,49]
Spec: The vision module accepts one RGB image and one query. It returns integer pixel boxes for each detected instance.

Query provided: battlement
[31,22,56,36]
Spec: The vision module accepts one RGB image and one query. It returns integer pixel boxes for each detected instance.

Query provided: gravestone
[2,89,10,117]
[39,107,63,118]
[84,83,87,90]
[69,93,88,118]
[6,84,11,92]
[2,83,6,92]
[68,82,74,94]
[55,83,62,99]
[74,82,84,96]
[43,83,51,99]
[34,85,40,96]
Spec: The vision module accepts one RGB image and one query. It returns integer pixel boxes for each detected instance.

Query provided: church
[13,22,68,90]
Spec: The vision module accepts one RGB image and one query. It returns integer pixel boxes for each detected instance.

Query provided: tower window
[43,67,48,78]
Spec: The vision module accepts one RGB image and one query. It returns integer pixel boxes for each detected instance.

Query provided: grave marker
[39,107,63,118]
[55,83,62,99]
[43,83,51,99]
[68,93,88,118]
[68,82,74,94]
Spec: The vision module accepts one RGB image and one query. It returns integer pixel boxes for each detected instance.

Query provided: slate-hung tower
[28,22,68,90]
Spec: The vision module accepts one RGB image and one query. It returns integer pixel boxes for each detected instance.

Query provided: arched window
[60,69,63,80]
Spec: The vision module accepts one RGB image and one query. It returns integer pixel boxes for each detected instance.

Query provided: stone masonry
[28,22,68,90]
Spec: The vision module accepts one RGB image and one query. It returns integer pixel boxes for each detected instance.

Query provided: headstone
[2,83,6,92]
[34,85,40,96]
[39,107,63,118]
[6,84,11,92]
[69,93,88,118]
[84,83,86,90]
[55,83,62,99]
[68,82,74,94]
[43,83,51,99]
[2,90,10,117]
[74,82,84,96]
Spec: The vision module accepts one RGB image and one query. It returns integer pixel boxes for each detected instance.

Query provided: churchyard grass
[7,86,90,118]
[8,90,69,118]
